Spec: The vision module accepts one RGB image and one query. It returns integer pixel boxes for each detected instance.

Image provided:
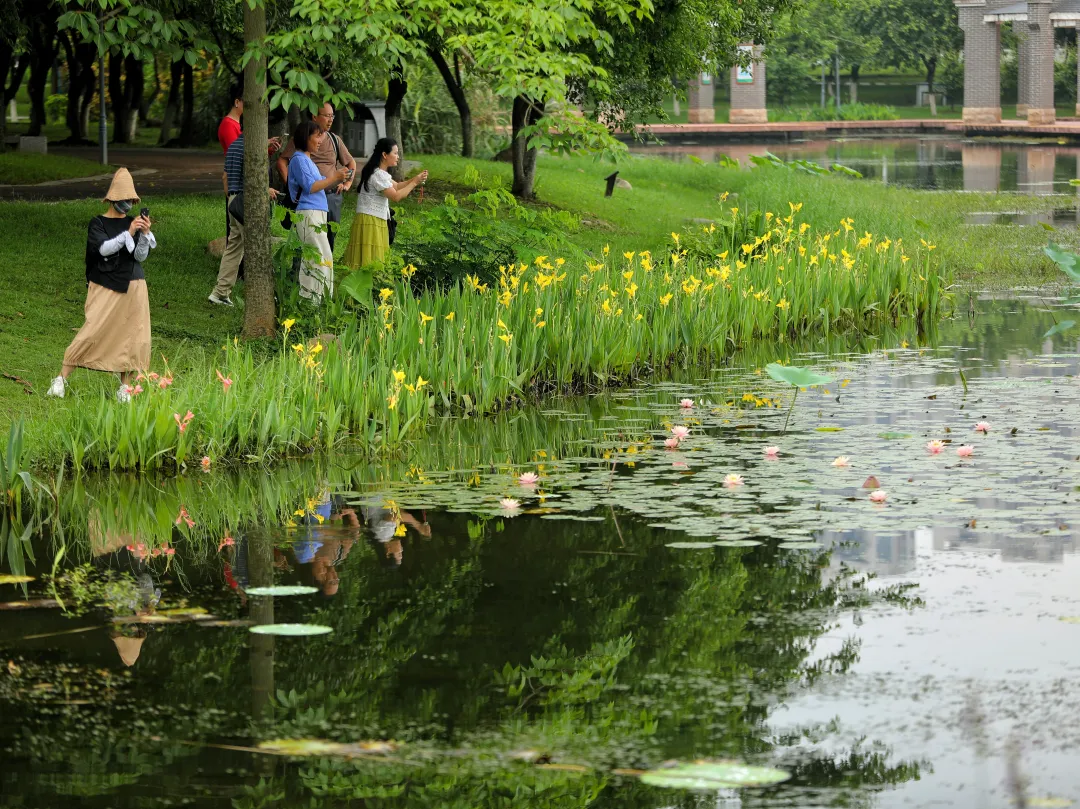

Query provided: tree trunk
[241,0,276,339]
[248,535,275,720]
[58,36,96,143]
[511,96,544,200]
[108,53,129,144]
[26,8,59,137]
[177,61,195,146]
[140,54,161,125]
[158,60,182,145]
[79,65,95,141]
[0,40,14,149]
[124,55,143,142]
[925,56,938,116]
[428,46,472,158]
[850,63,860,83]
[385,65,407,181]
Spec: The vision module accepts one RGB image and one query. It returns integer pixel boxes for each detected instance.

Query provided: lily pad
[779,542,823,550]
[249,623,333,636]
[246,586,320,597]
[665,541,716,549]
[259,738,396,757]
[1043,320,1076,339]
[713,539,763,547]
[640,760,791,790]
[765,363,833,388]
[0,575,34,585]
[878,432,912,440]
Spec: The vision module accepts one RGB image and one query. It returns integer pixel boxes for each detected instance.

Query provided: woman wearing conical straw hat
[46,167,156,403]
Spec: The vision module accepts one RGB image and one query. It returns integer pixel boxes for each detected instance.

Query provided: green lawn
[0,152,1069,428]
[0,152,113,185]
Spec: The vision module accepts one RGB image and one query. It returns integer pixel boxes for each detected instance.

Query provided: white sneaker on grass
[46,376,65,398]
[208,293,234,307]
[116,384,132,404]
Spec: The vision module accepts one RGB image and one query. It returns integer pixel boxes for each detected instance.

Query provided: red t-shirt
[217,116,242,154]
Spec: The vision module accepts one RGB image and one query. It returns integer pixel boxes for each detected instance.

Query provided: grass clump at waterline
[20,204,947,475]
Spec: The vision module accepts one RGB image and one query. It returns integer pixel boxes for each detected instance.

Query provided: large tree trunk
[59,35,96,143]
[124,55,143,141]
[428,46,472,158]
[924,56,938,116]
[140,54,161,125]
[241,0,276,339]
[0,41,15,149]
[177,61,195,146]
[511,96,544,200]
[385,66,407,181]
[157,59,182,145]
[78,65,96,141]
[26,7,59,137]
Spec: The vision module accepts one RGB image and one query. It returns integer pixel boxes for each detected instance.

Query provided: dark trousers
[326,191,343,252]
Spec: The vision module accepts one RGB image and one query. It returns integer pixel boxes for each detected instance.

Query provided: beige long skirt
[63,280,151,372]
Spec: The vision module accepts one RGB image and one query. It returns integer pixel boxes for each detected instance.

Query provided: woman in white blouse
[343,138,427,271]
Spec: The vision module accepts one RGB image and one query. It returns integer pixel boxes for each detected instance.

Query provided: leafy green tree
[849,0,962,97]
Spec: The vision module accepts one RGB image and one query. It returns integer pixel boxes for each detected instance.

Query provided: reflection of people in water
[359,500,431,568]
[290,493,362,595]
[89,511,161,668]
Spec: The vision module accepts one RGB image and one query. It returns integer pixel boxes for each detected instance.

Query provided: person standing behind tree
[208,134,280,307]
[344,138,426,271]
[276,102,355,252]
[287,120,348,303]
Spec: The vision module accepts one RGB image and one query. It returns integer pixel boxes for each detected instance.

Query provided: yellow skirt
[343,213,389,270]
[63,280,151,373]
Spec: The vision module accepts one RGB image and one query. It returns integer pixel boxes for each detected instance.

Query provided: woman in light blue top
[287,120,348,302]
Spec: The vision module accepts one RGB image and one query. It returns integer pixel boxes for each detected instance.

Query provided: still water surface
[632,135,1080,195]
[1,296,1079,809]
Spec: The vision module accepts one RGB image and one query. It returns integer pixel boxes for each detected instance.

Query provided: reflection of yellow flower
[394,522,407,537]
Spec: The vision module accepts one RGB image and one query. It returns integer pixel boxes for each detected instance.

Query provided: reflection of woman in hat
[46,167,157,403]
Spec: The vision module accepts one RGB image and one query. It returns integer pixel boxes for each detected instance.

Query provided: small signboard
[701,72,712,85]
[736,45,754,84]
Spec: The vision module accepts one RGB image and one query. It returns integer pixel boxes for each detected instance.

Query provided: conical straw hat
[102,167,140,204]
[112,634,146,667]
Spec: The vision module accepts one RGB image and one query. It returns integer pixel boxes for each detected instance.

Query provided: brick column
[955,1,1002,124]
[729,44,767,124]
[687,73,715,124]
[1016,24,1029,118]
[1025,0,1055,125]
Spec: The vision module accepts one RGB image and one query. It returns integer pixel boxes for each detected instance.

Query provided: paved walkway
[634,118,1080,142]
[0,147,227,200]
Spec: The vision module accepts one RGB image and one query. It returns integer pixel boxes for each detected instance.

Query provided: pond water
[2,296,1080,809]
[632,135,1080,195]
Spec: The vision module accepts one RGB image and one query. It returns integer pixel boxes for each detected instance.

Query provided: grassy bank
[0,150,1057,456]
[0,152,115,185]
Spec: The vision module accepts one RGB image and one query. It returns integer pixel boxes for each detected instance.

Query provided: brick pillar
[729,44,767,124]
[687,73,715,124]
[1025,0,1055,125]
[1016,24,1029,118]
[955,1,1002,124]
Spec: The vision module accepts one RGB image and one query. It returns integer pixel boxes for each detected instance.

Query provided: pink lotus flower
[499,497,521,511]
[763,446,780,459]
[869,490,888,503]
[679,398,694,409]
[664,437,680,449]
[832,456,850,468]
[200,456,211,471]
[671,425,691,441]
[174,506,195,528]
[956,445,974,458]
[216,369,233,393]
[672,461,689,470]
[723,473,745,488]
[974,421,990,433]
[518,472,539,486]
[927,440,945,454]
[158,375,174,389]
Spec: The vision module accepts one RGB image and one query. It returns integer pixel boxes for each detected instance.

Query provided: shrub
[45,94,68,125]
[769,102,900,122]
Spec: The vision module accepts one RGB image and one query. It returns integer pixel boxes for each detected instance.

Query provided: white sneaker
[208,293,234,307]
[46,376,65,398]
[116,384,132,404]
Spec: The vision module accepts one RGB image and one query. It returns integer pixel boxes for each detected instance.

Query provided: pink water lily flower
[723,473,745,488]
[216,369,233,393]
[869,490,888,503]
[664,437,680,449]
[956,445,974,458]
[679,398,695,409]
[926,440,945,454]
[764,446,780,459]
[200,456,212,471]
[499,497,521,511]
[518,472,539,486]
[832,456,850,468]
[671,425,691,441]
[974,421,990,433]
